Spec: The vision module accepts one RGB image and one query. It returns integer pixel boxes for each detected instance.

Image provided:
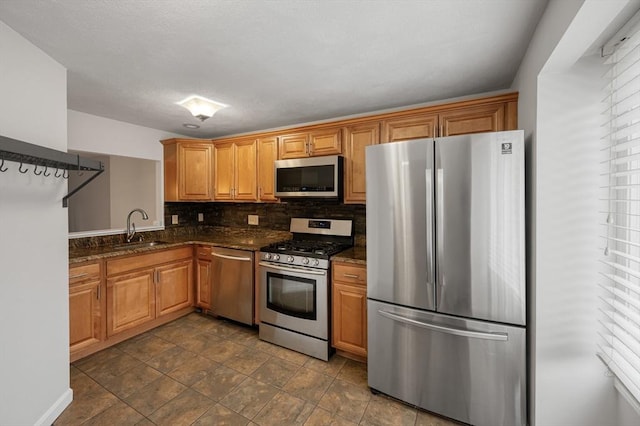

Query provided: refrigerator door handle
[377,310,509,341]
[426,166,434,288]
[435,151,444,300]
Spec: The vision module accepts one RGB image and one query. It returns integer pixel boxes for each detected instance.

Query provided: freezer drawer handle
[378,310,509,341]
[258,262,327,276]
[211,252,252,262]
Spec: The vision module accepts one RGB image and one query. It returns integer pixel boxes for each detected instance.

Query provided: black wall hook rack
[0,134,104,207]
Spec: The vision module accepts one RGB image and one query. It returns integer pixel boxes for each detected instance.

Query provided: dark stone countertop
[69,228,292,264]
[331,246,367,265]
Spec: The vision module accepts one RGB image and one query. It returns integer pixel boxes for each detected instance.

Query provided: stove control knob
[264,253,272,260]
[273,254,280,261]
[312,259,320,266]
[302,257,309,265]
[287,256,295,263]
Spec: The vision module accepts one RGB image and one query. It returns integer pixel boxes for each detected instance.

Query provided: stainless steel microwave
[274,155,343,198]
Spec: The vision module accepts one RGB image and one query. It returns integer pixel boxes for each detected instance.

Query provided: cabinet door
[439,103,505,136]
[156,259,193,317]
[234,139,258,201]
[381,114,438,143]
[279,133,309,159]
[107,270,156,337]
[69,279,102,353]
[344,122,379,203]
[213,142,234,200]
[332,282,367,357]
[196,257,212,310]
[178,143,213,200]
[309,127,342,156]
[257,136,278,202]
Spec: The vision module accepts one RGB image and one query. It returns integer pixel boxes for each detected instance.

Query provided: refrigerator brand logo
[501,143,512,154]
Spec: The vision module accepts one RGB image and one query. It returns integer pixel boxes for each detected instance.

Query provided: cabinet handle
[308,142,313,155]
[259,187,262,197]
[155,270,159,284]
[69,273,88,279]
[343,273,360,279]
[97,285,101,300]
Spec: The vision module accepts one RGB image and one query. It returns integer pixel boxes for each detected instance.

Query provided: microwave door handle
[258,262,327,276]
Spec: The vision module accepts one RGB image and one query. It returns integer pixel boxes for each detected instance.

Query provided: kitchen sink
[112,240,169,250]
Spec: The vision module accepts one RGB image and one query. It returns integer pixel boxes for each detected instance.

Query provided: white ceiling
[0,0,548,138]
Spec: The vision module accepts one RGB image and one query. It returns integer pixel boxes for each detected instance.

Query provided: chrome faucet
[126,208,149,242]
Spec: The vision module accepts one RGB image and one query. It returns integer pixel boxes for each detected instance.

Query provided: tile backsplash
[164,200,366,243]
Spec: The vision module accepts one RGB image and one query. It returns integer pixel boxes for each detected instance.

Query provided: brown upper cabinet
[381,100,515,142]
[162,139,214,201]
[381,114,438,143]
[161,93,518,204]
[439,103,506,136]
[257,136,278,202]
[278,127,342,159]
[213,139,258,201]
[343,122,380,204]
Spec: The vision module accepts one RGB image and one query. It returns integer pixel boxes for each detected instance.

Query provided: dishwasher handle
[378,310,508,341]
[211,251,252,262]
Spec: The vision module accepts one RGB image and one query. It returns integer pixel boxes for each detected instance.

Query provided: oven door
[259,261,328,339]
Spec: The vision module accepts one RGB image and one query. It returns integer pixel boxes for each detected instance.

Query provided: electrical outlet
[171,214,179,225]
[248,214,259,225]
[198,213,204,222]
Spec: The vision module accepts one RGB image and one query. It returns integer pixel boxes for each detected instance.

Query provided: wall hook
[18,162,28,174]
[63,170,69,179]
[55,168,62,178]
[0,158,7,172]
[43,166,51,177]
[33,164,43,176]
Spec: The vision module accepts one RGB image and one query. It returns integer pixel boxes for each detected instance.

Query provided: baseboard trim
[35,388,73,426]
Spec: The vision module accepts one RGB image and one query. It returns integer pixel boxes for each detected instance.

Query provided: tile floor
[56,313,460,426]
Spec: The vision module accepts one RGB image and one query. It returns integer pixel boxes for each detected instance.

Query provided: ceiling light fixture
[183,123,200,129]
[177,95,227,122]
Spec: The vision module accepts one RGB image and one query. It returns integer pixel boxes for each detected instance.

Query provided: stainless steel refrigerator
[366,130,526,426]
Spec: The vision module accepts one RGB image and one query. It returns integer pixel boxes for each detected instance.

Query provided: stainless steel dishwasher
[210,247,254,325]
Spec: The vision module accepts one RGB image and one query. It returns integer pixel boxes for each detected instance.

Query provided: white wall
[67,110,183,235]
[512,0,640,424]
[0,20,72,425]
[68,109,183,161]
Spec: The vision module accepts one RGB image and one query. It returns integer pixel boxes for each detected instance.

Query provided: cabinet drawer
[69,262,101,284]
[196,246,211,258]
[107,246,193,276]
[333,263,367,286]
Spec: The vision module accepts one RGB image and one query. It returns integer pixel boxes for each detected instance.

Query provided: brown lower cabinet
[69,246,195,362]
[69,261,104,355]
[195,245,212,310]
[332,262,367,359]
[106,246,193,337]
[106,269,156,336]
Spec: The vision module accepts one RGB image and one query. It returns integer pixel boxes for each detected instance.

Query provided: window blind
[600,15,640,406]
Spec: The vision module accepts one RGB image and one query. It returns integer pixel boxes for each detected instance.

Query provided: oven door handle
[258,262,327,276]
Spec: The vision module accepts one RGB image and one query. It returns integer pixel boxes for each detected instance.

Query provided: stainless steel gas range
[258,218,353,361]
